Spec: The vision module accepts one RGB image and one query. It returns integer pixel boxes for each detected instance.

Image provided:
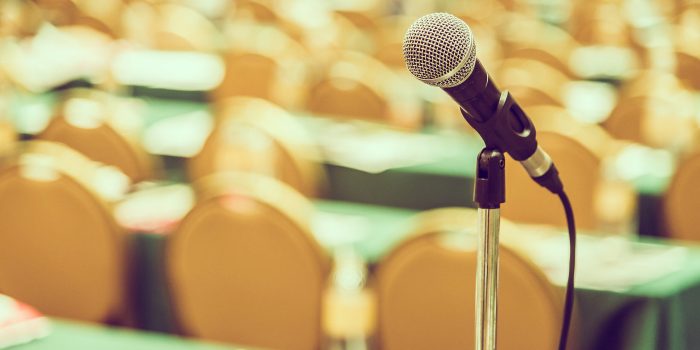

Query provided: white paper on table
[528,234,688,292]
[316,122,462,173]
[114,183,195,232]
[142,110,213,157]
[111,50,224,91]
[312,211,372,250]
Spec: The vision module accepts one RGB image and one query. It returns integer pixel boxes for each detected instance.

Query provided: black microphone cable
[534,169,576,350]
[556,191,576,350]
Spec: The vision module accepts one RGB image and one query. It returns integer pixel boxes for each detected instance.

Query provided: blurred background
[0,0,699,349]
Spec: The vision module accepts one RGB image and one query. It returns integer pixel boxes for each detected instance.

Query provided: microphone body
[402,13,562,193]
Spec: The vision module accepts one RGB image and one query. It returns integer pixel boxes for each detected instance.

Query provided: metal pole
[475,207,500,350]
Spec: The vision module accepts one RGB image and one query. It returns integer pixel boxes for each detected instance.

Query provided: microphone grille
[402,13,476,88]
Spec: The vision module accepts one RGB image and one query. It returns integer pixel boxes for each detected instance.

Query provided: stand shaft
[476,208,500,350]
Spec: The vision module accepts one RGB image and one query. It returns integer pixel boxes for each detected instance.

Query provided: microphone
[403,13,563,194]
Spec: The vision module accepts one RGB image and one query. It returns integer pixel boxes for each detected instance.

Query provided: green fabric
[13,320,238,350]
[313,200,415,263]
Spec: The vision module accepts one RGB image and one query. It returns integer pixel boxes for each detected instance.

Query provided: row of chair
[0,140,565,349]
[6,0,700,137]
[16,91,699,238]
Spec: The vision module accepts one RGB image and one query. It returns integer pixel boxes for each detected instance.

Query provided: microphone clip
[474,148,506,209]
[459,90,538,162]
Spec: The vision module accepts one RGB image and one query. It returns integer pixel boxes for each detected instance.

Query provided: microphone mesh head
[402,13,476,88]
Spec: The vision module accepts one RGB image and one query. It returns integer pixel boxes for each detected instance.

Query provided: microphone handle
[443,60,563,193]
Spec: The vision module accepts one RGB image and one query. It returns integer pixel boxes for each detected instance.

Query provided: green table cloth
[12,319,240,350]
[8,94,671,235]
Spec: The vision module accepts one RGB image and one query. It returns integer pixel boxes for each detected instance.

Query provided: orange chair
[213,52,278,101]
[307,76,389,121]
[305,52,413,126]
[0,141,131,323]
[38,90,157,182]
[676,51,700,90]
[376,207,565,350]
[503,131,605,231]
[166,172,330,349]
[664,152,700,241]
[213,22,307,109]
[189,97,324,197]
[496,58,570,108]
[605,95,697,150]
[120,1,219,51]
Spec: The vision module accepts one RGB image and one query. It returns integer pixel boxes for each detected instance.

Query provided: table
[575,239,700,350]
[12,319,240,350]
[9,94,671,235]
[139,98,673,236]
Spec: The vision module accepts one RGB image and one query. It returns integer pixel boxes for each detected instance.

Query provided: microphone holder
[473,148,505,350]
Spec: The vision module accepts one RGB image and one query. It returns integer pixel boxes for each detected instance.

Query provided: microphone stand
[473,148,505,350]
[456,90,538,350]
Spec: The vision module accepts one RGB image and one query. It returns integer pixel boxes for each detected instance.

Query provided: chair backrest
[676,51,700,90]
[496,58,569,108]
[167,172,330,349]
[0,141,129,322]
[376,207,563,350]
[306,51,396,122]
[38,91,156,182]
[307,76,389,121]
[605,95,696,150]
[213,22,307,109]
[664,152,700,241]
[502,131,602,230]
[188,97,324,197]
[213,52,278,101]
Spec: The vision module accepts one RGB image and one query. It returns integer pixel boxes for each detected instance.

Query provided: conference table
[12,319,242,350]
[9,94,672,236]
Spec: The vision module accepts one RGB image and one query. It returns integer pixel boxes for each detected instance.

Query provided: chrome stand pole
[475,208,500,350]
[473,149,505,350]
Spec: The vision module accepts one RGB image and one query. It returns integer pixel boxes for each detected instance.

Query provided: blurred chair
[496,58,570,108]
[189,97,324,197]
[228,0,305,42]
[497,13,577,59]
[618,70,684,100]
[503,129,622,231]
[675,51,700,90]
[569,0,632,47]
[38,90,157,182]
[71,0,123,37]
[331,9,380,54]
[33,0,80,27]
[306,76,389,120]
[154,3,220,52]
[604,96,650,144]
[0,141,131,323]
[664,152,700,241]
[376,207,564,350]
[121,1,219,51]
[166,172,330,349]
[604,95,697,150]
[374,16,414,70]
[306,51,421,128]
[0,118,17,157]
[0,0,44,38]
[214,22,308,109]
[213,51,278,101]
[508,47,573,78]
